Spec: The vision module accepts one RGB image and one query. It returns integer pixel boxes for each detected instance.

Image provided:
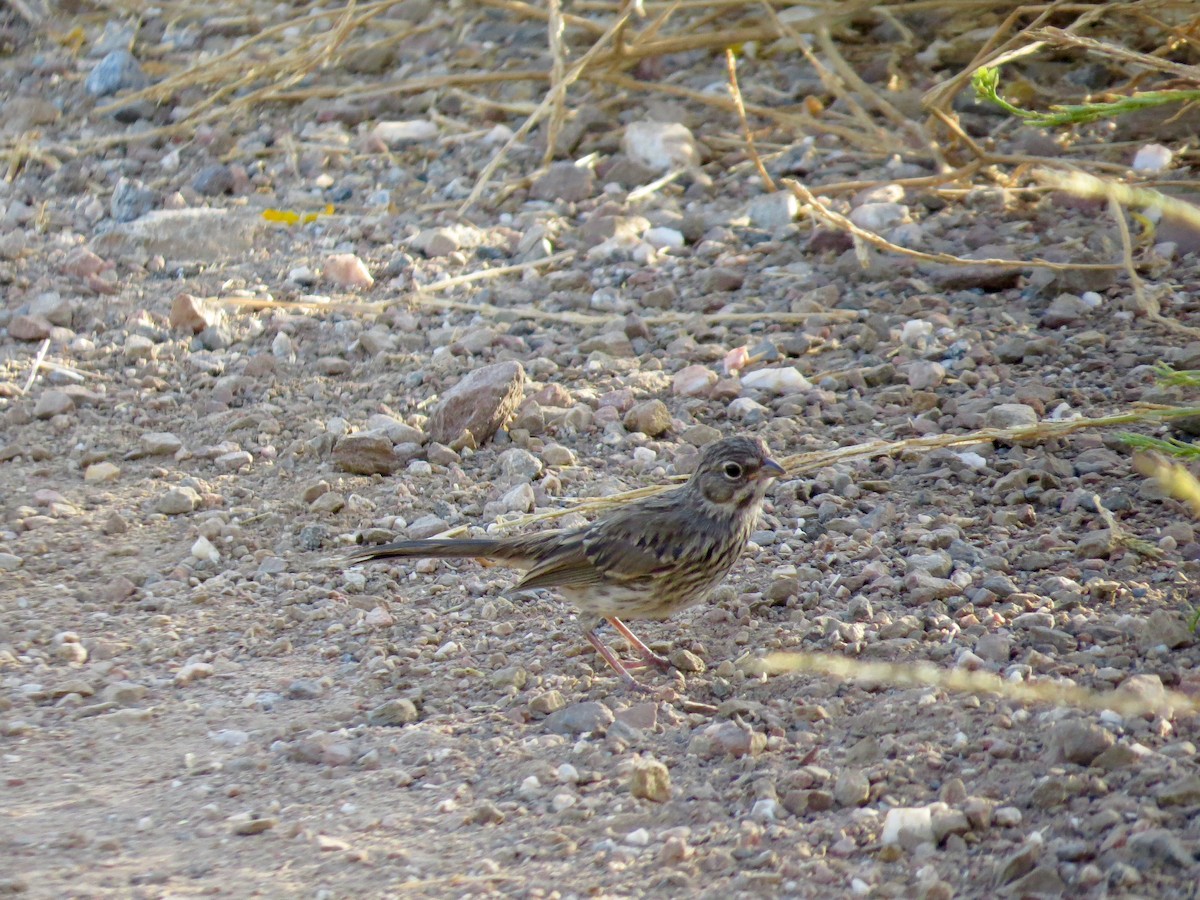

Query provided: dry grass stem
[1038,169,1200,231]
[491,406,1200,528]
[798,161,988,197]
[761,652,1197,719]
[1029,25,1200,80]
[724,48,775,192]
[409,250,577,297]
[20,339,50,394]
[542,0,567,167]
[785,178,1121,271]
[217,296,383,316]
[625,168,685,203]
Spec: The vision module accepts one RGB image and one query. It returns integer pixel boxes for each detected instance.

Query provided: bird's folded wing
[515,506,687,591]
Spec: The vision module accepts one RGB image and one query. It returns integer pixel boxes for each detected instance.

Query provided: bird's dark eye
[723,461,743,479]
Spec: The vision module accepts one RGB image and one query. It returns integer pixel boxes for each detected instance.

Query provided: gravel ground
[2,4,1199,898]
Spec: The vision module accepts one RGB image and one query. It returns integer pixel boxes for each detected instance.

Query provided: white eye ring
[723,461,743,479]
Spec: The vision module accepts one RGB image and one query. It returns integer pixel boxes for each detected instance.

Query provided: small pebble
[324,253,374,289]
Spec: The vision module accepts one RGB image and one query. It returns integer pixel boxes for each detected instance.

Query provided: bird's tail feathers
[347,539,503,564]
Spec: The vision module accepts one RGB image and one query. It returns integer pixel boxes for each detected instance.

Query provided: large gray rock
[428,361,525,446]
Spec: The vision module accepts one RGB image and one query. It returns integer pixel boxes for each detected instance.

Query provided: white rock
[1131,143,1172,173]
[747,191,799,229]
[880,806,935,849]
[900,319,933,346]
[905,360,945,390]
[191,535,220,563]
[556,763,580,784]
[372,119,439,146]
[751,798,779,820]
[124,334,156,360]
[728,397,769,419]
[632,446,657,466]
[857,183,905,204]
[624,827,651,847]
[672,364,717,397]
[484,124,514,145]
[622,121,699,171]
[993,806,1023,827]
[324,253,373,289]
[498,483,535,513]
[741,367,812,394]
[272,332,295,362]
[848,201,909,232]
[643,226,684,249]
[955,451,987,470]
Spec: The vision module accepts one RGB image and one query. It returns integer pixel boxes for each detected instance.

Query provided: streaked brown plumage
[348,435,785,690]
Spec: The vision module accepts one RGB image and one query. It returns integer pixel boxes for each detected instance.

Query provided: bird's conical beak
[760,458,786,479]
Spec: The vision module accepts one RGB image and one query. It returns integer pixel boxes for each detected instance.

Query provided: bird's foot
[619,673,683,701]
[619,673,658,694]
[622,650,672,673]
[605,617,672,673]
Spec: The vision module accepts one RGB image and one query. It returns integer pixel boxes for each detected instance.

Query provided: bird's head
[688,436,785,511]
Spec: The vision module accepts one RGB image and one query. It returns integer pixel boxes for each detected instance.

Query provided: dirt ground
[2,3,1199,898]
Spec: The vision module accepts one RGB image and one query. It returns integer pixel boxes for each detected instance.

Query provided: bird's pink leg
[584,628,654,693]
[607,616,671,672]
